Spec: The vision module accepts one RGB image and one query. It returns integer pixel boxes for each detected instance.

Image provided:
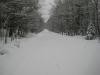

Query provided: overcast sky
[39,0,55,22]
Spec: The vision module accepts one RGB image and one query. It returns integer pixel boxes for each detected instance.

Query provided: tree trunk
[3,16,9,44]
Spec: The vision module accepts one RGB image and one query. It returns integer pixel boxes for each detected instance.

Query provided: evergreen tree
[86,22,96,40]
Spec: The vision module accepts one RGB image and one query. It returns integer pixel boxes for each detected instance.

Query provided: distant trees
[47,0,100,39]
[0,0,44,43]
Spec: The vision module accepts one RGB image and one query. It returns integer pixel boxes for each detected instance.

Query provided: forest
[47,0,100,40]
[0,0,100,44]
[0,0,44,43]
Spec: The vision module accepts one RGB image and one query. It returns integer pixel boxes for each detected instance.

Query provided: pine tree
[86,22,96,40]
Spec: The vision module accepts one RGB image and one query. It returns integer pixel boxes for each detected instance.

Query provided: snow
[0,29,100,75]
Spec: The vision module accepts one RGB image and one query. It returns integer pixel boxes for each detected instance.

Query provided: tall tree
[91,0,100,36]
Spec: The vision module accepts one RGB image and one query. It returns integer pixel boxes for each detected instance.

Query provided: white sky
[39,0,55,22]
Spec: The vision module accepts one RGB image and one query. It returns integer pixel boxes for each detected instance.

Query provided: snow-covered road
[0,30,100,75]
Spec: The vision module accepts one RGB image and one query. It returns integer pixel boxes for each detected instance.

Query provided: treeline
[0,0,44,43]
[47,0,100,40]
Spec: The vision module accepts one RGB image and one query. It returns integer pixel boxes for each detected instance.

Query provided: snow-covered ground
[0,29,100,75]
